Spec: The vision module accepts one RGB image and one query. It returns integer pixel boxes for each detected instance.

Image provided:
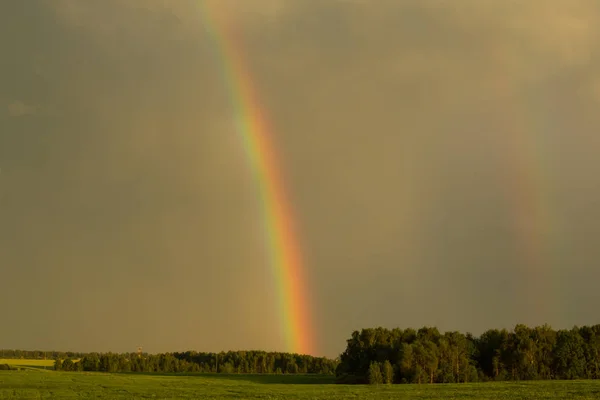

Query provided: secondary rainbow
[490,50,561,321]
[197,1,314,355]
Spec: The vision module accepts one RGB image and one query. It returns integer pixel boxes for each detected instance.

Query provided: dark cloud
[1,0,600,357]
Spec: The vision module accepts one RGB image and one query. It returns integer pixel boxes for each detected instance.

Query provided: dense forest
[0,349,337,375]
[335,324,600,384]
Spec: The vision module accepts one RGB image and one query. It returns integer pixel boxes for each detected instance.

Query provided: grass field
[1,370,600,399]
[0,358,55,371]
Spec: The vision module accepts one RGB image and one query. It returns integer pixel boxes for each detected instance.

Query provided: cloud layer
[1,0,600,357]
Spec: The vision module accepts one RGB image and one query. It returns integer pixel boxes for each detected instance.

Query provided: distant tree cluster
[1,348,337,375]
[54,353,198,373]
[174,351,337,374]
[47,351,338,375]
[335,324,600,384]
[0,349,85,360]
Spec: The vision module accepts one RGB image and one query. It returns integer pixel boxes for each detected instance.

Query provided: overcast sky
[2,0,600,358]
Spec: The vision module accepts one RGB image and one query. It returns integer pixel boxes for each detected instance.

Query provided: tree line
[37,351,337,374]
[335,324,600,384]
[173,351,337,374]
[1,348,336,375]
[5,323,600,383]
[0,349,86,360]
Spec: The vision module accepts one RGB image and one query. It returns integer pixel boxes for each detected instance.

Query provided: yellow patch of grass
[0,359,55,367]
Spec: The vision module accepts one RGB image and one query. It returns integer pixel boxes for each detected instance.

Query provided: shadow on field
[119,373,335,385]
[210,374,335,385]
[4,365,52,371]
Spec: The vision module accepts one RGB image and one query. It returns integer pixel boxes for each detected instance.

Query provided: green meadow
[1,370,600,399]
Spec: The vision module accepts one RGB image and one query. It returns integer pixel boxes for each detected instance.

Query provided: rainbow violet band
[199,1,314,356]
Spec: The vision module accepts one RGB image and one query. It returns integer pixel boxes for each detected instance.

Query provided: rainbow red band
[199,1,314,356]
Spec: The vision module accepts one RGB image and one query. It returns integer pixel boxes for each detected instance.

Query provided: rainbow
[506,117,561,322]
[505,118,556,320]
[489,60,560,322]
[197,2,314,355]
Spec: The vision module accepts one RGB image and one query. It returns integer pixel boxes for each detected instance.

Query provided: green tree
[553,328,586,379]
[399,343,416,383]
[62,358,74,371]
[220,362,234,374]
[382,360,394,384]
[368,361,383,385]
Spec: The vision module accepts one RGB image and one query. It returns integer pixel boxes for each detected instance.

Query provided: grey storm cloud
[1,0,600,358]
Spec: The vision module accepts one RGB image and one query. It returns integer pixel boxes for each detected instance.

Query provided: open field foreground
[1,371,600,399]
[1,359,55,369]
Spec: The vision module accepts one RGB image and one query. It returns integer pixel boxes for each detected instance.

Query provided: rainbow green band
[198,1,314,356]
